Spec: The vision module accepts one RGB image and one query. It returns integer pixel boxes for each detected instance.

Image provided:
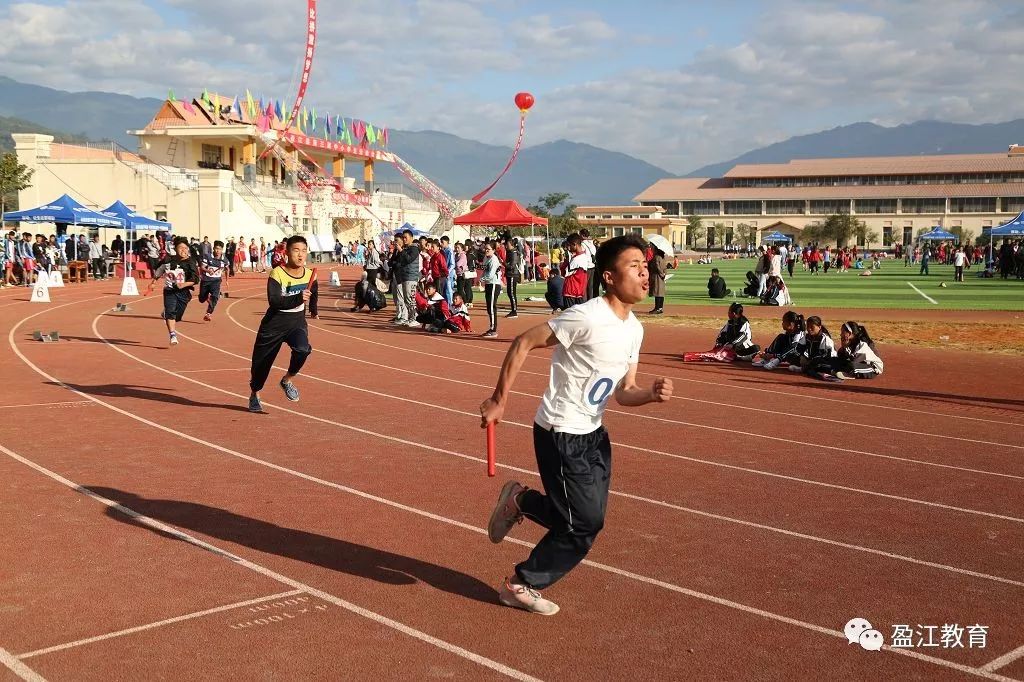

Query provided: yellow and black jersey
[267,266,318,315]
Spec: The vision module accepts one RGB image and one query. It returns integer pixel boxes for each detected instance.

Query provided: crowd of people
[682,303,884,382]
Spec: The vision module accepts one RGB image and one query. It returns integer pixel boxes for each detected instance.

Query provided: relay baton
[486,422,496,477]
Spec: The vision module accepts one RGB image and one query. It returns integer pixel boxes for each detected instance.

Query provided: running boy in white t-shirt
[481,234,673,616]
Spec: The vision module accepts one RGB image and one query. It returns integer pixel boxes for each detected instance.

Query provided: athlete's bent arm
[480,322,559,426]
[614,363,673,407]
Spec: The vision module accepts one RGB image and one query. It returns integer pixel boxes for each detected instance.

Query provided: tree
[804,213,867,247]
[686,214,705,249]
[951,225,976,246]
[710,222,727,250]
[526,192,579,241]
[0,152,34,220]
[735,223,756,247]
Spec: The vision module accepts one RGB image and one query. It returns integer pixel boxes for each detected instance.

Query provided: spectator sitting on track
[415,281,450,331]
[813,321,884,382]
[443,294,472,333]
[790,315,836,376]
[753,311,805,370]
[708,268,731,299]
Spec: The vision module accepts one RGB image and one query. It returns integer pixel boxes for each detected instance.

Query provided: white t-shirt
[535,297,644,434]
[582,239,597,262]
[954,251,966,266]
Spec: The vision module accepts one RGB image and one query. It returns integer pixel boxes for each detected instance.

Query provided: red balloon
[514,92,535,112]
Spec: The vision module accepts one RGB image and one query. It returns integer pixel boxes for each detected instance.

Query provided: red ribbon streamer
[471,113,526,203]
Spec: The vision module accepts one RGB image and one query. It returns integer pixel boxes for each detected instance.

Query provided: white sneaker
[498,577,559,616]
[764,357,781,370]
[169,333,179,346]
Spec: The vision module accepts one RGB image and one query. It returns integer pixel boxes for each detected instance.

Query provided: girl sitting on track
[683,302,760,363]
[790,315,836,375]
[753,311,804,370]
[814,321,884,382]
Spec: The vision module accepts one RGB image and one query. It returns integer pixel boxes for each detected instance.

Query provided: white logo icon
[859,629,884,651]
[844,617,872,644]
[845,618,884,651]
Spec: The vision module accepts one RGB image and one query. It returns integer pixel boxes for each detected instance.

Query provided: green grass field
[518,258,1024,310]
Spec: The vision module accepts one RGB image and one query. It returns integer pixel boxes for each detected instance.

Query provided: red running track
[0,269,1022,681]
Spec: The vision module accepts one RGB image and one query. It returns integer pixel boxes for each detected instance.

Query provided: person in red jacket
[428,239,449,285]
[561,233,592,308]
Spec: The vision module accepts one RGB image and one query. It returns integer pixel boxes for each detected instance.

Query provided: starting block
[113,303,131,312]
[31,330,60,343]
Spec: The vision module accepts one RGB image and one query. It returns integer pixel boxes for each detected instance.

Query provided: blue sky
[2,0,1023,173]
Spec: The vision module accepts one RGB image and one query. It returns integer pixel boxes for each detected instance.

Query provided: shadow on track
[89,487,498,604]
[47,382,251,413]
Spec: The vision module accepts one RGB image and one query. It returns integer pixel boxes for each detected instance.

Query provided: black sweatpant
[586,268,598,300]
[653,296,665,310]
[91,258,105,279]
[515,424,612,590]
[198,280,222,314]
[955,265,964,282]
[811,355,880,379]
[457,275,473,304]
[506,278,518,314]
[484,283,501,332]
[249,312,312,392]
[787,260,795,277]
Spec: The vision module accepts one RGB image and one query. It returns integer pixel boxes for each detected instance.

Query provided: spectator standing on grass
[580,229,598,300]
[920,245,931,275]
[953,245,966,282]
[648,246,667,314]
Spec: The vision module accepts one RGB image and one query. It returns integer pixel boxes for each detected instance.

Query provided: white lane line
[102,307,1024,525]
[981,643,1024,672]
[0,444,541,682]
[232,306,1024,483]
[2,426,1014,682]
[322,308,1024,455]
[159,330,1024,589]
[908,281,939,305]
[18,591,304,659]
[0,401,92,410]
[0,648,45,682]
[176,368,247,374]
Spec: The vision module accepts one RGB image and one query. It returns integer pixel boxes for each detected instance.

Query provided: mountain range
[4,75,1024,205]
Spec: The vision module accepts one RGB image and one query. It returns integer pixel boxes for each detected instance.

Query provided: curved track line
[0,443,540,682]
[231,302,1024,483]
[414,316,1024,427]
[168,327,1024,589]
[332,308,1024,449]
[7,306,1018,682]
[102,297,1024,524]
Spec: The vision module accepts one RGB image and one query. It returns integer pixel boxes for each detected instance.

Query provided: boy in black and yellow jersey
[248,235,318,413]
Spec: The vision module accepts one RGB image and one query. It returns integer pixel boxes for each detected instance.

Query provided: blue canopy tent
[918,227,957,241]
[3,193,125,260]
[100,200,171,232]
[100,201,172,280]
[988,211,1024,263]
[3,193,125,228]
[381,222,428,239]
[761,230,792,243]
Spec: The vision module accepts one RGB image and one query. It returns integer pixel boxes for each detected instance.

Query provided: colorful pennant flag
[168,89,176,102]
[366,124,377,145]
[245,89,256,118]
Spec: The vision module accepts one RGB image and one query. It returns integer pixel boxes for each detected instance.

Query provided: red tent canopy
[452,199,548,226]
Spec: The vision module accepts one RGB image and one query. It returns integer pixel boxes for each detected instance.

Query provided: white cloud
[3,0,1024,176]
